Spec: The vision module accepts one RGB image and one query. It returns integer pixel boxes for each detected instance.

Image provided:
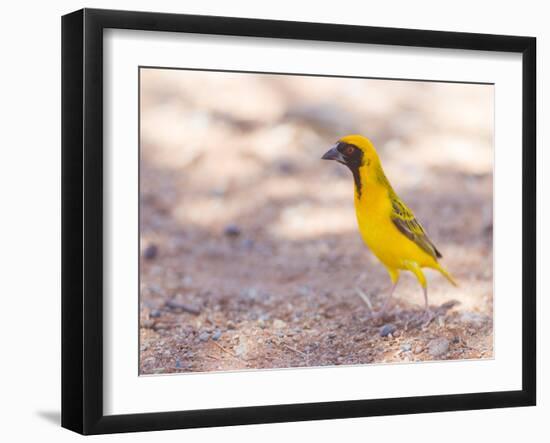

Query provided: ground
[138,69,494,374]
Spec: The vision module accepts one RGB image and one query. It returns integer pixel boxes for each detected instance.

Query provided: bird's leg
[423,285,428,311]
[403,260,433,324]
[375,269,399,319]
[380,281,397,313]
[422,285,434,325]
[380,273,399,314]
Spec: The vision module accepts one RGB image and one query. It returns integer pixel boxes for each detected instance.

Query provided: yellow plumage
[322,134,456,315]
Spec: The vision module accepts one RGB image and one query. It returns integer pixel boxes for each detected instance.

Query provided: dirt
[138,68,494,375]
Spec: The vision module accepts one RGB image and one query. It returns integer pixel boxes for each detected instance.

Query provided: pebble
[428,338,450,357]
[401,343,412,352]
[143,244,158,260]
[212,330,222,341]
[460,312,485,328]
[224,224,241,237]
[242,287,259,300]
[273,319,287,329]
[198,331,210,342]
[276,159,297,175]
[165,299,201,316]
[226,320,236,330]
[141,319,154,329]
[150,309,162,318]
[175,359,183,369]
[240,238,254,249]
[235,341,248,357]
[413,345,424,354]
[180,275,193,287]
[210,187,226,198]
[379,323,397,337]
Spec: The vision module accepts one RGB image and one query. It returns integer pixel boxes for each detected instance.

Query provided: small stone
[150,309,162,318]
[181,275,193,287]
[165,299,201,316]
[212,330,222,341]
[428,338,450,357]
[198,331,210,342]
[143,244,158,260]
[241,238,254,249]
[242,287,259,300]
[224,224,241,237]
[226,320,236,330]
[401,343,412,352]
[413,345,424,354]
[235,340,248,357]
[460,312,485,328]
[210,187,226,198]
[276,159,296,175]
[141,319,154,329]
[379,323,397,337]
[175,359,183,369]
[273,319,287,330]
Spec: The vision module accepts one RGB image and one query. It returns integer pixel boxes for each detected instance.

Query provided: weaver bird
[322,134,457,319]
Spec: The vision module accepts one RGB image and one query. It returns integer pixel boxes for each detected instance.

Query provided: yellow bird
[322,134,457,318]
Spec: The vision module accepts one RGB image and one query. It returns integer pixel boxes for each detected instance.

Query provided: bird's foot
[421,309,435,327]
[371,308,394,323]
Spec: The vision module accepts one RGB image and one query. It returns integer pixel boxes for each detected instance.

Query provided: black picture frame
[61,8,536,435]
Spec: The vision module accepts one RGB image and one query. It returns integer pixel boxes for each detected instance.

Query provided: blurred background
[139,68,493,374]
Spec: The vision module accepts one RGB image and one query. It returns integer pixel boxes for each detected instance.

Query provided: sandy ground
[138,69,494,374]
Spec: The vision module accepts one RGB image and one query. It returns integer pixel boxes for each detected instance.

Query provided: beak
[321,145,345,163]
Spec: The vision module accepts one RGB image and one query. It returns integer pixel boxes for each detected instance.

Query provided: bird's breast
[353,189,408,269]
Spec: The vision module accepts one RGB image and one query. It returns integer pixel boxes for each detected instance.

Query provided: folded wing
[390,194,442,260]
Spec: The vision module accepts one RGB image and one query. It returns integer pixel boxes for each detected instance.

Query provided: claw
[421,309,435,327]
[372,308,391,323]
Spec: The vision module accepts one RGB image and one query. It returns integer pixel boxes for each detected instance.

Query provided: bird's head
[321,134,380,173]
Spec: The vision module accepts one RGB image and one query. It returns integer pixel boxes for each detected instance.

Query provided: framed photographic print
[61,8,536,435]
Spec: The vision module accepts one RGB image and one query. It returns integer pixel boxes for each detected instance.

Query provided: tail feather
[435,264,458,287]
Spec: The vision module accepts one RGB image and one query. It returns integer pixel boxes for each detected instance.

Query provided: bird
[322,134,457,319]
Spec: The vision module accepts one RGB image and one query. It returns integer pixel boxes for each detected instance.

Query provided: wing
[390,194,442,259]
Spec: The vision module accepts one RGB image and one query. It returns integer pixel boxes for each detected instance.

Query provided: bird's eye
[344,145,355,156]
